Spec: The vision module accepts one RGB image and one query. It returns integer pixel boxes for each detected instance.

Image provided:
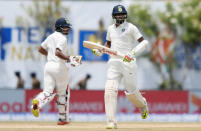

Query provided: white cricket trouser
[107,59,137,92]
[43,61,69,95]
[34,61,70,120]
[105,59,137,124]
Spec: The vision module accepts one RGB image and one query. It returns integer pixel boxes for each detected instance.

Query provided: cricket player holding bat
[31,17,81,125]
[93,5,149,129]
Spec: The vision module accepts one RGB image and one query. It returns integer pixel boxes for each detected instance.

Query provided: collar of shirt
[55,31,67,37]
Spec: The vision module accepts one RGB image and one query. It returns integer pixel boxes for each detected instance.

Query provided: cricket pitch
[0,122,201,131]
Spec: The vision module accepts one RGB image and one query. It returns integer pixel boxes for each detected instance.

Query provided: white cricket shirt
[106,22,142,59]
[41,31,68,64]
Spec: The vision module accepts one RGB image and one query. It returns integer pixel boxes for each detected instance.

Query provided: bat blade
[83,41,124,58]
[83,41,104,50]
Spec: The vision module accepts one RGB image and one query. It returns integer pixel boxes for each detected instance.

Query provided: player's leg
[105,80,119,129]
[123,62,149,119]
[55,67,70,125]
[105,61,122,129]
[125,89,148,119]
[32,66,56,117]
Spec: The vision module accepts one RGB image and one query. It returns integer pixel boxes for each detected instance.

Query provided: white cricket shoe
[140,105,149,119]
[106,122,117,129]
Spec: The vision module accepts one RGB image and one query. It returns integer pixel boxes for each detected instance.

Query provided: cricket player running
[93,5,149,129]
[31,17,81,125]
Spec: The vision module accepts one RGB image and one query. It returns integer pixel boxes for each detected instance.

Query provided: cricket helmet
[55,17,72,35]
[112,5,127,24]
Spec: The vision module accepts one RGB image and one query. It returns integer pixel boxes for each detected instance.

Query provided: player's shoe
[106,122,117,129]
[32,99,39,117]
[140,105,149,119]
[57,118,69,125]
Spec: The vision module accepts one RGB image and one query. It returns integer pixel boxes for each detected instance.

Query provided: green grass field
[0,122,201,131]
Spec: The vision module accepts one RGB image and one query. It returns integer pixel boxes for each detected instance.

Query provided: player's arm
[104,40,111,48]
[55,48,81,66]
[38,46,48,56]
[39,37,49,56]
[123,26,148,62]
[134,37,148,56]
[55,48,70,62]
[123,37,148,62]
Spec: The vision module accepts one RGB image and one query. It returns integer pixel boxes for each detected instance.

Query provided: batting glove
[70,56,82,67]
[92,49,102,56]
[123,50,135,62]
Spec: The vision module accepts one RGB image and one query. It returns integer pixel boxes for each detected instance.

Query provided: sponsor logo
[70,102,103,113]
[0,102,23,112]
[102,48,117,56]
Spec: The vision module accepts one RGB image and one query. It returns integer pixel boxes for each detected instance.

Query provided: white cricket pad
[104,80,119,124]
[125,89,147,108]
[57,86,70,121]
[35,91,56,109]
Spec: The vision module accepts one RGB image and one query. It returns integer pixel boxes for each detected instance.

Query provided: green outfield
[0,122,201,131]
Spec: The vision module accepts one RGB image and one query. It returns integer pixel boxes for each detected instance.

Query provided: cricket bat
[83,41,124,58]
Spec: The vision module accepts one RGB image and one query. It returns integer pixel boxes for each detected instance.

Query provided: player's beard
[61,27,70,35]
[115,19,125,24]
[114,15,126,25]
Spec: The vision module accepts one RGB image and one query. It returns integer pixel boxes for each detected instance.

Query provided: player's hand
[123,51,135,62]
[92,49,102,56]
[70,56,82,67]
